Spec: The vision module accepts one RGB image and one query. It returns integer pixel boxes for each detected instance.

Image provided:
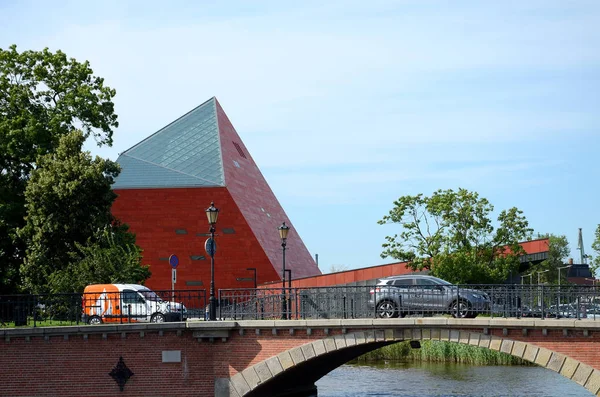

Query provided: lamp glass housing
[206,202,219,225]
[278,222,290,240]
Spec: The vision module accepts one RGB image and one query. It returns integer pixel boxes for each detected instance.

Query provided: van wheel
[151,313,165,323]
[88,315,102,325]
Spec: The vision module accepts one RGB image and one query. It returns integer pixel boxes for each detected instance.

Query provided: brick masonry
[3,319,600,396]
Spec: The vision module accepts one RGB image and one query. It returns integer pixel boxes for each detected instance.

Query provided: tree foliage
[328,264,350,274]
[378,188,533,284]
[0,45,118,293]
[592,225,600,278]
[19,131,126,293]
[51,224,151,293]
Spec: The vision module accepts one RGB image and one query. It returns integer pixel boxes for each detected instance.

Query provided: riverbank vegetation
[355,340,530,366]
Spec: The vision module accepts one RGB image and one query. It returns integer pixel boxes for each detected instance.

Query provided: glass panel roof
[113,98,225,189]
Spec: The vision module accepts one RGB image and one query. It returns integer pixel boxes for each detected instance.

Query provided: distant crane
[577,228,588,264]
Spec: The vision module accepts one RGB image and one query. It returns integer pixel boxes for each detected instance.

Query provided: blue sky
[1,1,599,272]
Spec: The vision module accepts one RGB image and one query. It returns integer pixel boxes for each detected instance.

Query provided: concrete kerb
[373,318,415,327]
[272,320,308,328]
[573,320,600,329]
[488,318,536,328]
[533,319,576,328]
[415,317,448,326]
[340,319,374,327]
[231,320,276,328]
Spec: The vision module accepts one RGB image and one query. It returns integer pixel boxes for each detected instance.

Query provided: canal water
[314,362,594,396]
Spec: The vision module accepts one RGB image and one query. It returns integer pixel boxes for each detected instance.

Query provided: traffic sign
[205,238,216,256]
[169,254,179,269]
[172,268,177,283]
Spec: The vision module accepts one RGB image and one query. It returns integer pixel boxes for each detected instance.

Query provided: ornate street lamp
[278,222,290,319]
[205,202,219,321]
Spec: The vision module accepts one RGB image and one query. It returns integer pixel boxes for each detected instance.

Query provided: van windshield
[140,290,162,301]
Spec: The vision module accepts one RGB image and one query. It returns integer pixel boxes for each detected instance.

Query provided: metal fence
[3,285,599,327]
[218,284,600,321]
[0,289,206,328]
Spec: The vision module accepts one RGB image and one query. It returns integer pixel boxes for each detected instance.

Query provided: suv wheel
[376,300,399,318]
[450,300,472,318]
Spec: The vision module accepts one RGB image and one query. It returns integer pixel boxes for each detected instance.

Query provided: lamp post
[246,268,257,289]
[205,202,219,321]
[278,222,290,320]
[246,267,258,319]
[284,269,292,289]
[536,270,549,311]
[557,265,571,316]
[526,273,533,284]
[285,269,292,320]
[558,265,571,287]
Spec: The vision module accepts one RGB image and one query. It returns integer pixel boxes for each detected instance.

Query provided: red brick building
[111,97,320,291]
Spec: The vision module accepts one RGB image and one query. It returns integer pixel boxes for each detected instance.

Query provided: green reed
[355,340,529,366]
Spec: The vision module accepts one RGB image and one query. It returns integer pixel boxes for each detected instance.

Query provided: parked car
[368,275,490,319]
[82,284,187,324]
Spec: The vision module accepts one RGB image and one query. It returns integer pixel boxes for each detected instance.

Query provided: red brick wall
[2,326,599,396]
[112,187,280,292]
[275,238,551,288]
[491,328,600,369]
[0,329,327,397]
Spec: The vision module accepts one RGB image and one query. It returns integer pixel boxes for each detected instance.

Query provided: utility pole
[578,228,587,264]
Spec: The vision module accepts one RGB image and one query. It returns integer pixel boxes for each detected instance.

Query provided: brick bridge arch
[227,328,600,397]
[3,319,600,396]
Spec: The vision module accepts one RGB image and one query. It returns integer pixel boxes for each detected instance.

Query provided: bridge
[2,317,600,396]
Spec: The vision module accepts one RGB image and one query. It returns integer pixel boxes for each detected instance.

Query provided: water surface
[315,362,593,397]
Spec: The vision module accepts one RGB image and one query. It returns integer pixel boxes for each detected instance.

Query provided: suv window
[392,279,414,287]
[416,279,440,289]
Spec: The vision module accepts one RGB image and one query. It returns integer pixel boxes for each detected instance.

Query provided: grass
[1,318,84,328]
[354,340,530,366]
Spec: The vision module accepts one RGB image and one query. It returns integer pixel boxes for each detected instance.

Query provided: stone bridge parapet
[2,318,600,396]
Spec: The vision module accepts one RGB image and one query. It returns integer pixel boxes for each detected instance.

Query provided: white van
[82,284,187,324]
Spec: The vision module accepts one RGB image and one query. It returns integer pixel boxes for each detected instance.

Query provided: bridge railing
[0,289,206,327]
[218,284,600,320]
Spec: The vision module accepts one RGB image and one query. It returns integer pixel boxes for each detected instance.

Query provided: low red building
[111,97,321,291]
[268,238,553,288]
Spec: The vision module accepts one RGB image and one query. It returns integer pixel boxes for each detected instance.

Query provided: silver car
[368,275,490,318]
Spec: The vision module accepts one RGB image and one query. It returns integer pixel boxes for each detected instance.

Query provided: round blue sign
[205,238,216,256]
[169,254,179,269]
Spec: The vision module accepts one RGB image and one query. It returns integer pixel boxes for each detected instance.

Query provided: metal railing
[0,289,206,328]
[218,284,600,321]
[3,284,598,326]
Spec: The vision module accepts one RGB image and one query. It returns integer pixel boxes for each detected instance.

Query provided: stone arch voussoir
[225,328,600,397]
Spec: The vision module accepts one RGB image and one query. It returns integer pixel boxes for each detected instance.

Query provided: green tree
[0,45,117,293]
[378,188,533,284]
[17,131,147,293]
[527,234,570,284]
[50,224,151,293]
[592,225,600,278]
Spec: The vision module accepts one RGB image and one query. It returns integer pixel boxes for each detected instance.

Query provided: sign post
[169,254,179,301]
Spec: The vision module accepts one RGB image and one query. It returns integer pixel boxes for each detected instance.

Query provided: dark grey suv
[368,275,490,318]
